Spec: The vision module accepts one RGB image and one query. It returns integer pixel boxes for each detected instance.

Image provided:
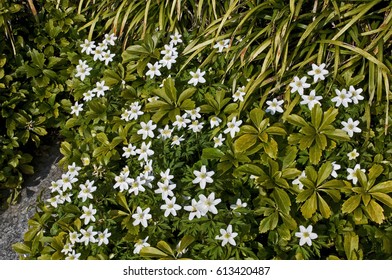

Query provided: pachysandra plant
[13,28,392,262]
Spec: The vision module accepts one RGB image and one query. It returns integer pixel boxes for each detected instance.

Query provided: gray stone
[0,142,63,260]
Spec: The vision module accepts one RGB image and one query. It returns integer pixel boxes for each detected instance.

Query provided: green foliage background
[1,0,391,259]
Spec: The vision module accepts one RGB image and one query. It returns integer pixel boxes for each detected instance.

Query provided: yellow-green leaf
[300,192,317,218]
[364,199,384,224]
[342,195,361,214]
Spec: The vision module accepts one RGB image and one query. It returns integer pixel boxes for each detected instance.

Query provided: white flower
[266,98,284,115]
[213,133,225,148]
[93,81,109,97]
[83,90,95,102]
[185,107,201,120]
[61,243,74,255]
[69,231,81,244]
[171,135,184,146]
[121,110,132,121]
[60,173,78,191]
[113,170,132,192]
[331,161,341,178]
[347,149,359,160]
[132,207,152,228]
[230,198,247,210]
[70,101,83,116]
[347,164,365,185]
[65,250,81,260]
[159,54,177,69]
[75,60,92,81]
[160,44,178,57]
[348,86,364,104]
[210,116,222,128]
[215,225,238,246]
[137,120,157,140]
[188,69,206,86]
[80,204,97,225]
[197,192,221,215]
[160,169,174,184]
[293,171,306,190]
[289,76,311,95]
[295,225,318,246]
[91,46,104,61]
[101,50,115,65]
[136,141,155,162]
[188,120,204,133]
[103,33,117,46]
[170,32,183,45]
[307,63,329,83]
[46,195,62,208]
[300,89,323,110]
[173,113,191,130]
[232,86,246,102]
[128,101,144,120]
[128,177,146,196]
[184,199,202,220]
[224,117,242,138]
[160,197,182,217]
[213,39,230,52]
[134,237,150,254]
[122,143,137,158]
[146,62,162,79]
[79,226,97,246]
[78,180,97,202]
[49,180,62,193]
[341,118,361,137]
[96,229,111,246]
[59,192,72,204]
[331,89,352,108]
[158,125,173,140]
[155,181,176,200]
[80,39,95,55]
[192,165,214,189]
[67,163,81,177]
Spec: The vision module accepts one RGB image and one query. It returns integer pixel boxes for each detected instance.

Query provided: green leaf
[370,181,392,193]
[234,134,257,153]
[344,232,359,260]
[116,192,130,213]
[96,132,109,145]
[364,199,384,224]
[342,195,361,214]
[259,211,279,233]
[271,188,291,214]
[250,108,265,128]
[140,246,169,258]
[317,194,331,218]
[286,114,308,127]
[309,145,322,165]
[163,78,177,103]
[300,192,317,218]
[371,193,392,208]
[178,88,197,105]
[280,212,297,230]
[178,236,195,253]
[201,148,225,160]
[30,49,45,70]
[157,241,175,257]
[317,162,332,186]
[236,164,266,177]
[12,243,32,255]
[323,129,350,141]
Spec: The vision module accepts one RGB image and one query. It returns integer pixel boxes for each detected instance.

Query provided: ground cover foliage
[4,0,392,259]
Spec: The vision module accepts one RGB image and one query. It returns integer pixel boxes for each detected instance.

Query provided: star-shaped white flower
[122,143,137,158]
[173,113,191,130]
[103,33,117,46]
[289,76,310,95]
[155,181,176,200]
[75,60,92,81]
[134,237,150,254]
[184,199,202,220]
[215,225,238,246]
[80,39,96,55]
[295,225,318,246]
[232,86,246,102]
[132,207,152,228]
[266,98,284,115]
[101,50,115,65]
[96,229,111,246]
[93,81,109,97]
[136,141,155,162]
[197,192,221,215]
[307,63,329,83]
[79,226,97,245]
[300,89,323,110]
[160,197,182,217]
[347,164,365,185]
[188,69,206,86]
[213,39,230,52]
[192,165,214,189]
[332,89,352,108]
[292,171,306,190]
[70,101,83,116]
[113,170,132,192]
[137,120,157,140]
[170,31,183,45]
[341,118,361,137]
[348,85,364,104]
[230,198,247,210]
[210,116,222,128]
[146,62,162,79]
[331,161,341,178]
[80,204,97,225]
[224,117,242,138]
[347,149,359,160]
[213,133,225,148]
